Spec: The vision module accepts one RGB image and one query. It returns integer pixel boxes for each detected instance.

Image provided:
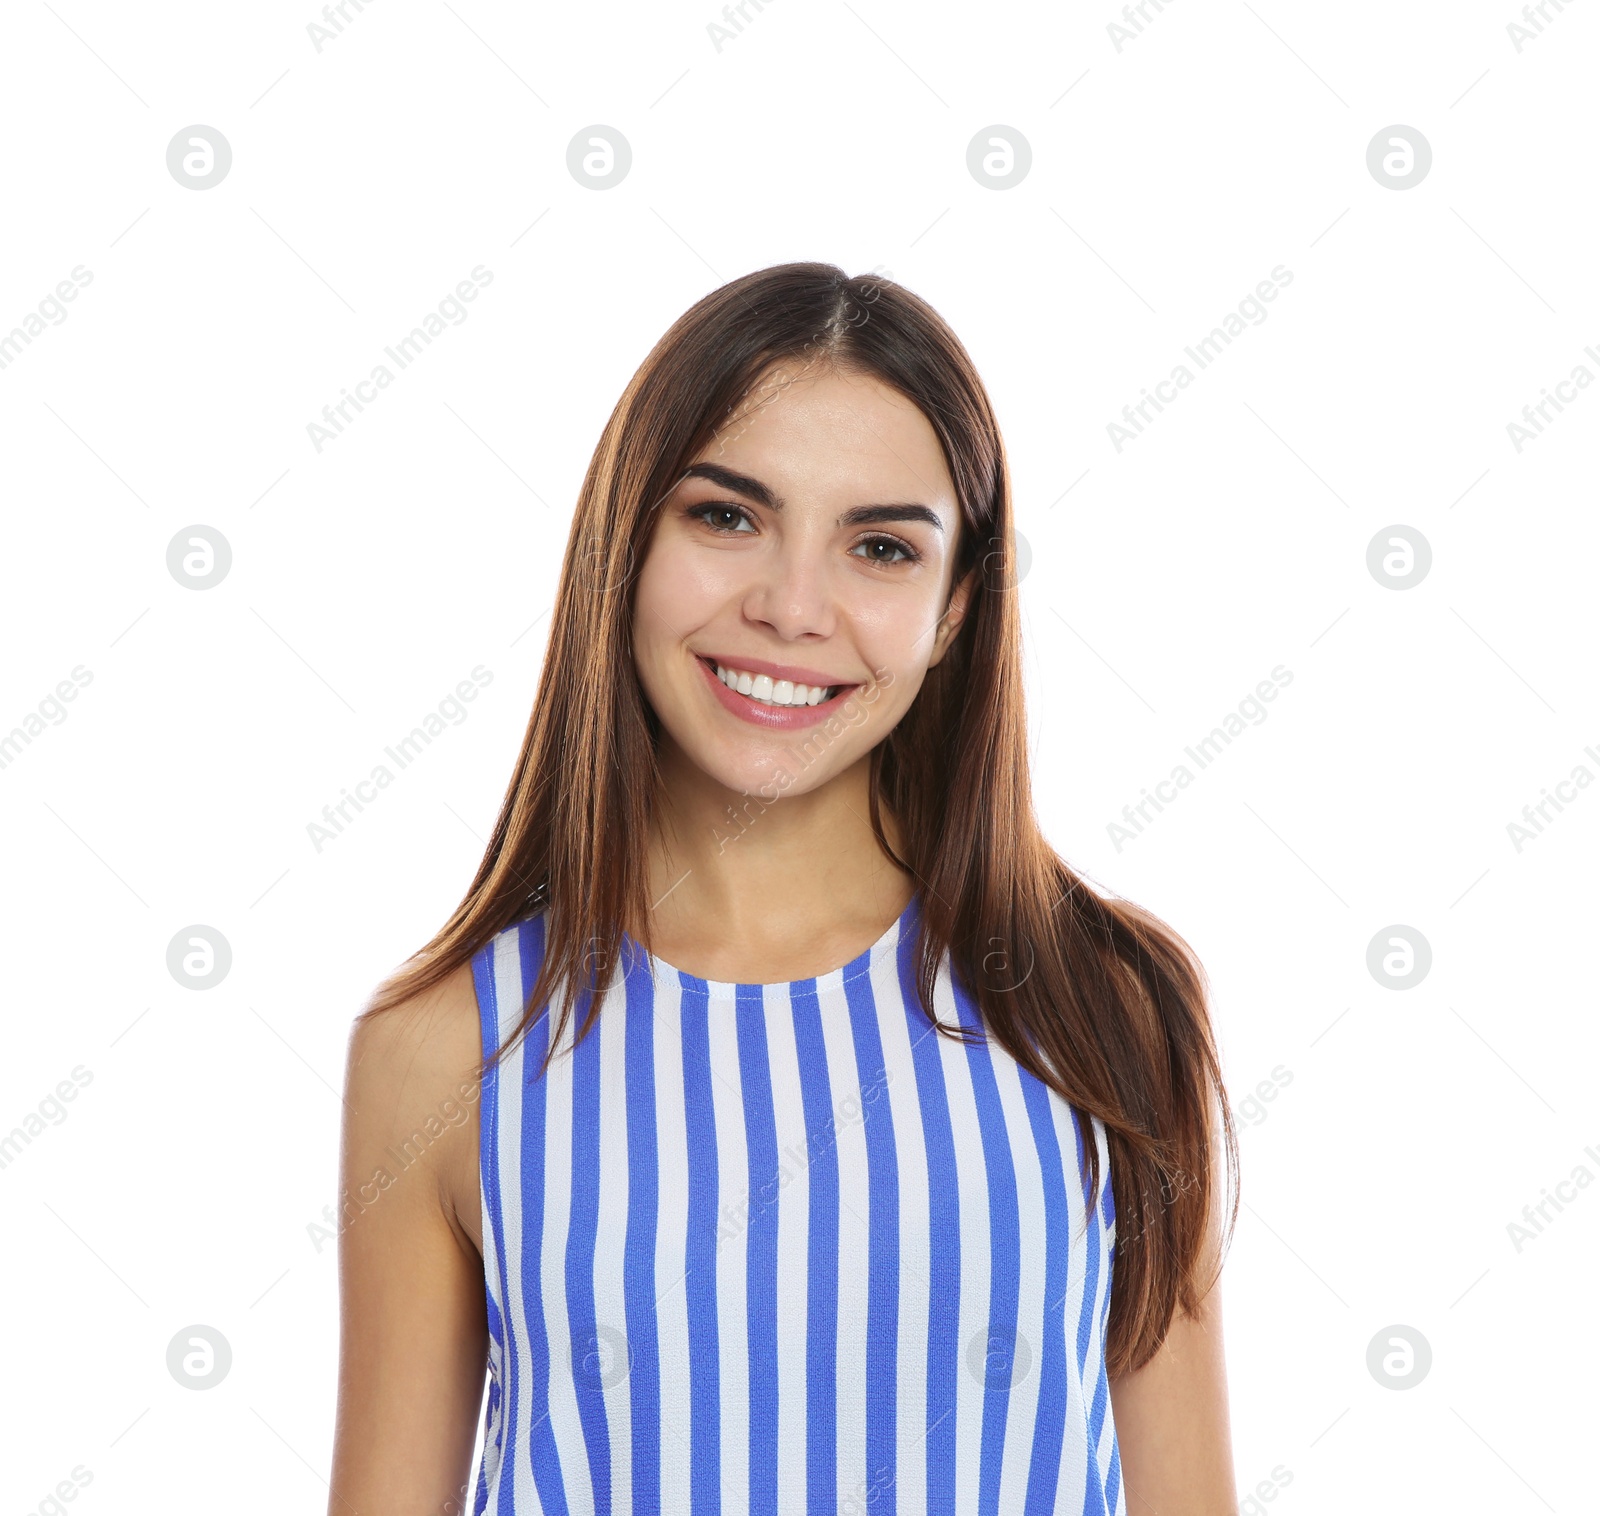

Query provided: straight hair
[362,261,1238,1376]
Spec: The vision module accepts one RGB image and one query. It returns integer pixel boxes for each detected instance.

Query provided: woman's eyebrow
[679,462,944,532]
[843,503,944,531]
[682,462,781,508]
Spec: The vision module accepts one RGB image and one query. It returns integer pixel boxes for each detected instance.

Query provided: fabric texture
[469,892,1124,1515]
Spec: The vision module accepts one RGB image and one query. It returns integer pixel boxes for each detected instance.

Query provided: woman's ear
[928,564,978,669]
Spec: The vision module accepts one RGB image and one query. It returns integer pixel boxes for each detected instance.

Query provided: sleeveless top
[468,894,1124,1516]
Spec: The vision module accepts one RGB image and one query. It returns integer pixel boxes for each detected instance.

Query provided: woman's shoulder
[351,948,486,1070]
[341,953,498,1250]
[345,958,487,1164]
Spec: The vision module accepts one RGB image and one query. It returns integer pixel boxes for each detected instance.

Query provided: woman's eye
[688,503,756,534]
[852,535,917,565]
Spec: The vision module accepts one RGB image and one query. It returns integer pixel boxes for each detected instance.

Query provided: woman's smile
[693,650,863,729]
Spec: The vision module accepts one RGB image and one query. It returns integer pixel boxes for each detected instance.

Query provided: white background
[1,0,1595,1511]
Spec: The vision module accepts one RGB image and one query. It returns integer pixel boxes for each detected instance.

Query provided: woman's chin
[663,734,840,808]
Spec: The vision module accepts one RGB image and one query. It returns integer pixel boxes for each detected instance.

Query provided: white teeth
[713,661,836,707]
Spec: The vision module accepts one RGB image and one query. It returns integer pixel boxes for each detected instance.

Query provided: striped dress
[469,893,1124,1516]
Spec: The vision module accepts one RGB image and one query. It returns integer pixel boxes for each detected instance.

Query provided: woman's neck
[634,743,914,981]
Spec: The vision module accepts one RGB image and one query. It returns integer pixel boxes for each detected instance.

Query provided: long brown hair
[362,261,1237,1376]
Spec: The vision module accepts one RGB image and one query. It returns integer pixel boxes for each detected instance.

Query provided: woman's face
[631,361,974,802]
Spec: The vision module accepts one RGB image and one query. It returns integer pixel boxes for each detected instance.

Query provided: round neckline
[625,893,920,1000]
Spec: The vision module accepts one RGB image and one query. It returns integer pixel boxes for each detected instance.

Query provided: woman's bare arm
[1109,1271,1235,1514]
[327,962,489,1516]
[1109,1120,1238,1516]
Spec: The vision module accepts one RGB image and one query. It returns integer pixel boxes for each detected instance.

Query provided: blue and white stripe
[470,895,1123,1515]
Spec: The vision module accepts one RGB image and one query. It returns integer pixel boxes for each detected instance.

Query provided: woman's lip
[695,653,854,689]
[695,655,861,729]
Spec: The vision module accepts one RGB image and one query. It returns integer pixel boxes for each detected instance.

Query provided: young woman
[327,263,1240,1515]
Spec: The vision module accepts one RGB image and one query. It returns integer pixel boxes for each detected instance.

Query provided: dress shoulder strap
[469,910,549,1066]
